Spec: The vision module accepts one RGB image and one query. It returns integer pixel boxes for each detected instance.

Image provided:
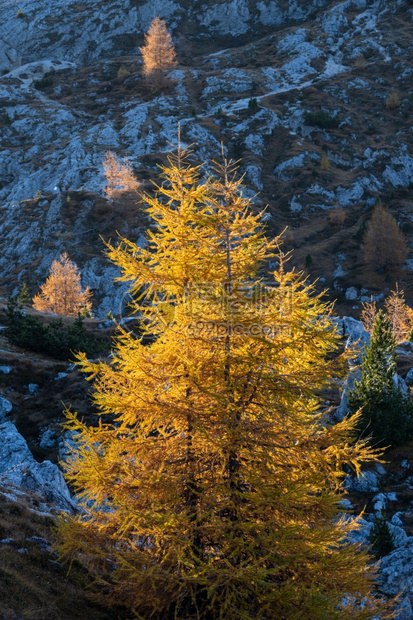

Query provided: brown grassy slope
[0,489,128,620]
[0,313,130,618]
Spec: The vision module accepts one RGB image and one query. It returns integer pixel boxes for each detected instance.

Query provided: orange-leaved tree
[361,286,413,343]
[56,148,393,619]
[139,17,177,85]
[102,151,139,203]
[33,252,92,316]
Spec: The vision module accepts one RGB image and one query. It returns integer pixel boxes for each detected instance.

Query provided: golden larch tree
[361,286,413,343]
[139,16,177,84]
[102,151,139,202]
[56,148,393,619]
[33,252,92,316]
[385,286,413,341]
[362,202,408,272]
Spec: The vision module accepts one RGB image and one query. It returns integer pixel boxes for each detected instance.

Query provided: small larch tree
[56,148,393,619]
[102,151,139,203]
[361,287,413,343]
[33,252,92,317]
[362,202,408,273]
[139,17,177,85]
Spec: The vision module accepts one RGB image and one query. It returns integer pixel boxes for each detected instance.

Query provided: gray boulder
[333,317,370,421]
[27,383,39,395]
[0,396,12,421]
[378,539,413,619]
[371,492,397,515]
[0,420,75,511]
[387,522,409,548]
[345,511,408,553]
[344,515,373,546]
[345,286,358,301]
[39,428,57,449]
[344,464,386,493]
[393,372,409,397]
[336,316,370,354]
[333,369,361,422]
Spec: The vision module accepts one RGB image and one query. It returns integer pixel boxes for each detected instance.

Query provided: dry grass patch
[0,491,126,619]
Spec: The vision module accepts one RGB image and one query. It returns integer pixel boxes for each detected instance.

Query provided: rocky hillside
[0,0,411,315]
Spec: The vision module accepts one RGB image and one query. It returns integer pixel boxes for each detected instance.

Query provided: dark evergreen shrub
[5,298,109,360]
[17,282,31,305]
[305,253,313,268]
[304,111,340,129]
[33,76,54,90]
[248,97,258,112]
[369,513,395,558]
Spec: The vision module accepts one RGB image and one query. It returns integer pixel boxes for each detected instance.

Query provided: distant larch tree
[33,252,92,316]
[139,17,177,85]
[102,151,139,202]
[361,287,413,343]
[362,202,408,273]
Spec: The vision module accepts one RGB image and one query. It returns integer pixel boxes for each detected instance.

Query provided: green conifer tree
[17,282,31,305]
[369,513,395,559]
[349,310,413,446]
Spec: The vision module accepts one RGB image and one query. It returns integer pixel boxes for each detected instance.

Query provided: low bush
[248,97,258,112]
[329,207,346,228]
[370,514,395,558]
[33,76,54,90]
[117,66,130,81]
[5,298,109,360]
[304,111,340,129]
[320,152,330,171]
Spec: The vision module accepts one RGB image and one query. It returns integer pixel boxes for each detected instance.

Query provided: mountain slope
[0,0,411,315]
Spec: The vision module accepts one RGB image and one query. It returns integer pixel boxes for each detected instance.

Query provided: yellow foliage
[362,287,413,343]
[102,151,139,202]
[139,16,177,83]
[33,252,92,316]
[116,65,130,81]
[56,148,393,619]
[385,286,413,341]
[360,298,377,334]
